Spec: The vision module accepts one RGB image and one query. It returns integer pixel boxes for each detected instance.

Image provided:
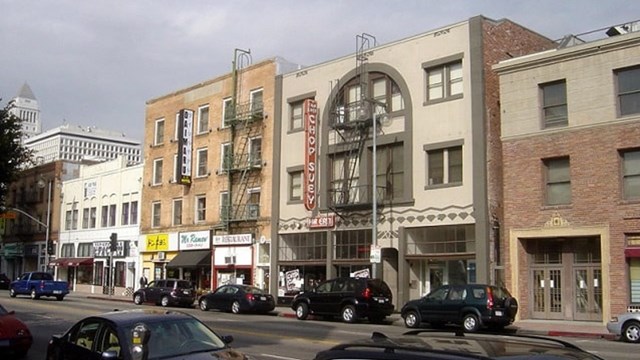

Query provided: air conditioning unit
[224,256,236,264]
[157,251,166,261]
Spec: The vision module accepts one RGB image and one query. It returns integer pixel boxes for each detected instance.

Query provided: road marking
[259,354,302,360]
[210,325,340,346]
[335,329,370,336]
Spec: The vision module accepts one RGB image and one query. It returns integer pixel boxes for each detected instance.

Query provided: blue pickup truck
[9,271,69,301]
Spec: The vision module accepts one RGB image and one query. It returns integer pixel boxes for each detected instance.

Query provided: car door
[443,285,467,322]
[95,324,122,359]
[146,281,163,303]
[207,286,228,310]
[308,280,334,314]
[420,286,450,323]
[61,319,103,360]
[326,278,350,315]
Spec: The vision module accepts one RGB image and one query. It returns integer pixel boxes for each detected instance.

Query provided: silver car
[607,312,640,343]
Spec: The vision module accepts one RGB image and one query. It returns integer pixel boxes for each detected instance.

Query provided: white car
[607,312,640,343]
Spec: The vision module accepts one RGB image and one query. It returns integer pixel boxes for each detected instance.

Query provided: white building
[25,123,143,165]
[54,156,143,296]
[8,82,42,141]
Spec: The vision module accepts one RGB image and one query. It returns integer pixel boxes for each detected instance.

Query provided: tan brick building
[496,25,640,323]
[140,56,298,292]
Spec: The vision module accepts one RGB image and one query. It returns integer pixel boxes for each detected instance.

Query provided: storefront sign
[370,245,381,263]
[179,230,210,250]
[308,214,335,229]
[146,234,169,251]
[212,233,252,246]
[84,181,97,198]
[177,109,194,185]
[303,99,318,211]
[285,269,301,291]
[94,240,127,258]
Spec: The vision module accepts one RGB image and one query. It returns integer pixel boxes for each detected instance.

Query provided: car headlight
[610,317,618,323]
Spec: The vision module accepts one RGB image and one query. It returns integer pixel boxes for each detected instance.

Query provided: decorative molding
[544,212,570,227]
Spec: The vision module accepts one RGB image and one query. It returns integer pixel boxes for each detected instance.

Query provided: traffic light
[110,232,118,252]
[46,240,54,255]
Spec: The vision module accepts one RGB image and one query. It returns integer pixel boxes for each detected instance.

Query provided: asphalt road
[1,289,638,360]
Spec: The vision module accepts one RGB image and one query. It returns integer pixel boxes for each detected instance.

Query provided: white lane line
[259,354,301,360]
[335,329,371,336]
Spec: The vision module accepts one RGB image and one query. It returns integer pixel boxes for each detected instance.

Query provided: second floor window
[151,202,161,228]
[374,144,405,200]
[108,204,116,227]
[545,157,571,206]
[425,60,463,102]
[289,171,302,201]
[290,101,304,130]
[623,149,640,200]
[196,195,206,223]
[617,66,640,117]
[541,80,568,128]
[89,207,97,228]
[426,145,463,187]
[101,205,108,227]
[121,202,130,225]
[173,199,182,226]
[196,148,208,177]
[153,158,163,185]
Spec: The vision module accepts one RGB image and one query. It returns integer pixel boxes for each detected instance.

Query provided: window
[173,153,179,182]
[195,195,206,223]
[154,118,165,145]
[61,243,75,258]
[108,204,116,227]
[90,207,97,228]
[78,243,93,257]
[172,199,182,226]
[151,202,161,228]
[249,137,262,166]
[71,208,78,230]
[289,170,302,201]
[222,98,233,128]
[153,158,163,185]
[545,157,571,205]
[623,150,640,200]
[220,192,230,221]
[374,144,404,200]
[82,208,89,229]
[330,153,359,206]
[197,105,209,134]
[425,60,463,102]
[130,201,138,224]
[426,145,463,187]
[250,89,264,116]
[65,210,72,230]
[541,80,568,128]
[617,66,640,116]
[247,189,260,219]
[101,205,108,227]
[290,101,303,130]
[221,143,231,171]
[196,148,208,177]
[121,202,130,225]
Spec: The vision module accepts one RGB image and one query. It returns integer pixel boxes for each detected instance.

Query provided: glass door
[574,267,603,321]
[531,268,564,320]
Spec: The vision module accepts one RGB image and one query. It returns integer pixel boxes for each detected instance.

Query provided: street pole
[372,110,378,279]
[45,180,52,273]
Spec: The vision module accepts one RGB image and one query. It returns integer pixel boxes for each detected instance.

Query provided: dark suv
[291,277,394,323]
[401,284,518,332]
[132,278,195,307]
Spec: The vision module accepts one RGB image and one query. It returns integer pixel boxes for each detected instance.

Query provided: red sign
[308,214,335,229]
[304,99,318,211]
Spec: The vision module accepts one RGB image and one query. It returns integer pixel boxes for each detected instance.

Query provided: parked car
[46,309,248,360]
[0,303,32,358]
[9,271,69,300]
[401,284,518,332]
[607,311,640,343]
[0,273,10,289]
[199,284,276,314]
[313,330,604,360]
[291,277,394,323]
[132,278,195,307]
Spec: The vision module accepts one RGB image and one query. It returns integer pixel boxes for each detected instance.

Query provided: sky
[1,0,639,141]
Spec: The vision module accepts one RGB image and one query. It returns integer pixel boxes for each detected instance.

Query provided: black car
[291,277,394,323]
[401,284,518,332]
[313,330,604,360]
[132,279,195,307]
[199,284,276,314]
[0,273,10,290]
[46,309,248,360]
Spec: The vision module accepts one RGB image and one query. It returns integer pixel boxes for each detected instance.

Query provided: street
[1,289,637,360]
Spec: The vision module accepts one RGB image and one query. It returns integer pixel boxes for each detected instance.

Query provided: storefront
[139,233,177,284]
[166,230,211,294]
[212,234,253,289]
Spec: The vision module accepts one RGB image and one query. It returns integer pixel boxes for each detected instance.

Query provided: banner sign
[179,230,210,250]
[212,233,252,246]
[303,99,318,211]
[145,234,169,251]
[177,109,194,185]
[94,240,127,258]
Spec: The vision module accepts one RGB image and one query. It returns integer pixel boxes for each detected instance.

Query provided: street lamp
[370,101,387,279]
[37,177,53,273]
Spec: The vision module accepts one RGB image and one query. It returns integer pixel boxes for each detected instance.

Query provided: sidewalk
[82,292,613,340]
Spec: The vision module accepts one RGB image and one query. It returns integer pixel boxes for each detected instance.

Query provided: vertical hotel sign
[177,109,194,185]
[304,99,317,211]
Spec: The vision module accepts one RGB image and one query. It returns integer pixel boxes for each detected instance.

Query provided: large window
[151,202,161,228]
[622,149,640,200]
[154,118,165,145]
[541,80,568,128]
[335,230,371,260]
[121,202,130,225]
[330,153,359,205]
[249,137,262,166]
[130,201,138,224]
[617,66,640,116]
[220,143,231,171]
[197,105,209,134]
[250,88,263,115]
[78,243,93,257]
[220,192,230,221]
[545,157,571,206]
[195,195,206,223]
[279,232,327,261]
[101,205,108,227]
[196,148,208,177]
[153,158,163,185]
[374,143,404,200]
[222,97,233,128]
[290,100,304,131]
[82,208,89,229]
[426,144,463,187]
[108,204,116,227]
[61,243,75,257]
[406,224,475,255]
[425,60,463,103]
[289,170,302,202]
[89,207,97,228]
[172,198,182,226]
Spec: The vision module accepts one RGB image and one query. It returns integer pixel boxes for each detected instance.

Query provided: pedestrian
[139,274,148,289]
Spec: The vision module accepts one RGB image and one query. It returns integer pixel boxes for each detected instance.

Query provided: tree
[0,100,33,210]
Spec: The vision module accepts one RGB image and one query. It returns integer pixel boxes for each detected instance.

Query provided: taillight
[486,287,494,310]
[362,287,372,299]
[40,280,45,290]
[245,293,255,301]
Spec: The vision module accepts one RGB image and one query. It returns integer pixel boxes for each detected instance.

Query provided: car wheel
[341,305,358,323]
[295,303,309,320]
[622,320,640,343]
[404,310,421,328]
[231,301,241,314]
[30,288,40,300]
[9,288,16,298]
[199,298,209,311]
[134,294,143,305]
[160,295,170,307]
[463,313,480,332]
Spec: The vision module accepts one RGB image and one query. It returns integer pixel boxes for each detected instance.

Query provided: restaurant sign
[179,230,210,250]
[212,233,252,246]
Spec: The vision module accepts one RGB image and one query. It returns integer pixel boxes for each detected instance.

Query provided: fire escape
[220,49,264,232]
[327,34,385,216]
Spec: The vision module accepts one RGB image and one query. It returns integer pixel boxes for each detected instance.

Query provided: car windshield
[121,318,227,359]
[245,286,266,294]
[176,281,192,289]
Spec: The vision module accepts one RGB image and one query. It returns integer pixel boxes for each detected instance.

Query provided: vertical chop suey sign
[304,99,318,211]
[177,109,194,185]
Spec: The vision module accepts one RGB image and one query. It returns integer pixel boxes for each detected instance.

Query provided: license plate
[378,299,386,304]
[260,296,266,301]
[495,310,503,316]
[53,290,62,294]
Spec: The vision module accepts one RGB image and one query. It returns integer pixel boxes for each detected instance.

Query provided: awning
[625,248,640,258]
[167,250,211,268]
[50,257,94,267]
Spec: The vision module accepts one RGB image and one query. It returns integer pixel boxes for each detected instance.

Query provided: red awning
[625,248,640,258]
[50,257,94,267]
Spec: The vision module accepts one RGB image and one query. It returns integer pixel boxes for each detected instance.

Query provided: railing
[220,204,260,222]
[328,185,386,209]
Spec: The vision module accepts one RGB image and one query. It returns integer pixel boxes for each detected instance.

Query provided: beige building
[272,16,555,305]
[140,56,298,292]
[496,23,640,323]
